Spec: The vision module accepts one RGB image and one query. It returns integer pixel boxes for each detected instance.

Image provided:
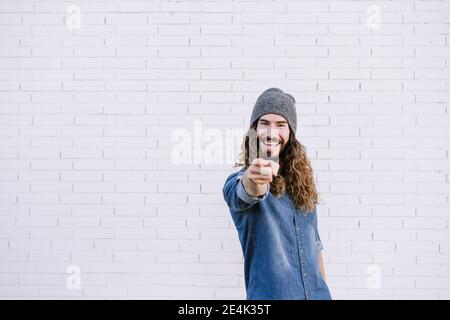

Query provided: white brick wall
[0,0,449,300]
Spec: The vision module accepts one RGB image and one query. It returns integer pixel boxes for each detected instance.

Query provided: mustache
[259,136,283,145]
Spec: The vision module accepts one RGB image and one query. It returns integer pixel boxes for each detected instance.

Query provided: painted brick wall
[0,0,449,299]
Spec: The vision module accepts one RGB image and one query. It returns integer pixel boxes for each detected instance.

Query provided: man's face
[256,114,290,161]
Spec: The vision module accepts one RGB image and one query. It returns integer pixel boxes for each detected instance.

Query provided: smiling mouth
[262,141,281,147]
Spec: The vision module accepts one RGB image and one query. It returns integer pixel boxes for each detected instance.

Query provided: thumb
[270,161,280,177]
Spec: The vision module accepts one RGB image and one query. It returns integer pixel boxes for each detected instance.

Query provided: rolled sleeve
[236,174,270,204]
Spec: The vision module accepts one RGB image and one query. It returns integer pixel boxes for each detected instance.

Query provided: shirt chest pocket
[275,211,302,267]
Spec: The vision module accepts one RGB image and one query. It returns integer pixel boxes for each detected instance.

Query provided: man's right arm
[241,169,269,198]
[222,169,269,213]
[222,159,279,212]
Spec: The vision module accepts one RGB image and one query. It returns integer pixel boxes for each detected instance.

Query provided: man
[222,88,332,300]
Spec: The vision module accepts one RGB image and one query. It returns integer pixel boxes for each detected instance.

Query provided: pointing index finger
[251,158,269,167]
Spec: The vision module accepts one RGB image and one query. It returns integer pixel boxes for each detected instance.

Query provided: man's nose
[265,126,280,138]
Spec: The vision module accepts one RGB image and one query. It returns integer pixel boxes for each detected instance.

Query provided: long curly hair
[234,122,320,213]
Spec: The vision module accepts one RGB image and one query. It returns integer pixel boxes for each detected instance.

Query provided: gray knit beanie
[250,87,297,134]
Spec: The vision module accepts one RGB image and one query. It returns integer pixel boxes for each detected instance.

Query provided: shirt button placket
[294,214,310,300]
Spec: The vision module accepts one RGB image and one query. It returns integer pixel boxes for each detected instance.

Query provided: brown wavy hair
[234,122,320,213]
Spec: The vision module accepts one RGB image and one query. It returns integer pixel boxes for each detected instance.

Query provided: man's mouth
[262,140,281,147]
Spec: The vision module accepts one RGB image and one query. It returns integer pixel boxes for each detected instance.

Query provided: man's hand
[241,158,280,198]
[248,158,280,184]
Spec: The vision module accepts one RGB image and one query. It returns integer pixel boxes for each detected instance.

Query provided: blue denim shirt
[223,167,332,300]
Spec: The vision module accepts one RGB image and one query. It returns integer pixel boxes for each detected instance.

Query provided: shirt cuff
[236,174,270,204]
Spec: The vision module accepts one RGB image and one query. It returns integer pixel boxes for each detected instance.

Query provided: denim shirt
[222,167,332,300]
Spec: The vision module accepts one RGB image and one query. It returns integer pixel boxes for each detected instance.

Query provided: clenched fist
[247,158,280,184]
[241,158,280,198]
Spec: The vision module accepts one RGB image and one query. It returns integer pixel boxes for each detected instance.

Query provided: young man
[222,88,332,300]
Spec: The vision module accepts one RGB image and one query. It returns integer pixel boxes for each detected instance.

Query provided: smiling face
[256,113,291,161]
